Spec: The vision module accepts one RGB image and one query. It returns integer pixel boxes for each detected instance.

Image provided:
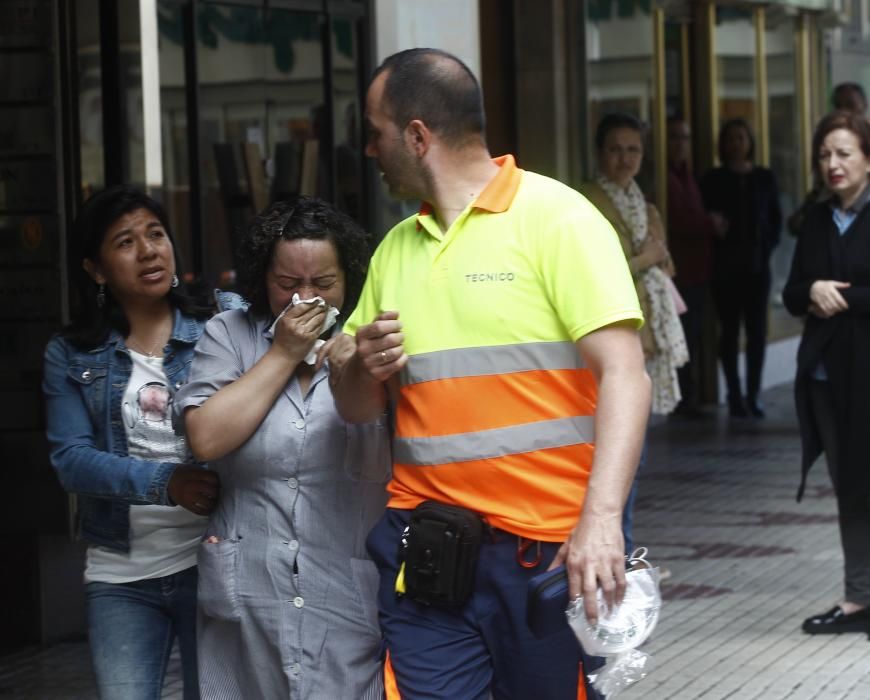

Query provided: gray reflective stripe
[394,415,594,466]
[400,341,584,386]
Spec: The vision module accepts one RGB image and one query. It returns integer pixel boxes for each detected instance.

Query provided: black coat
[700,166,782,282]
[783,199,870,511]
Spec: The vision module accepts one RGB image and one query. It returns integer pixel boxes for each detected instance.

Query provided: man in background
[666,117,725,415]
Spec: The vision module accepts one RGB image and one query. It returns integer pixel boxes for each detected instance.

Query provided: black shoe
[671,402,706,420]
[728,398,748,418]
[802,605,870,635]
[746,398,766,418]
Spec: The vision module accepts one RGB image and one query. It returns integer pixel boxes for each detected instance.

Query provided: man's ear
[405,119,431,157]
[83,258,105,285]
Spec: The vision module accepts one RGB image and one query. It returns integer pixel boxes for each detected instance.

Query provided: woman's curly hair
[236,196,372,318]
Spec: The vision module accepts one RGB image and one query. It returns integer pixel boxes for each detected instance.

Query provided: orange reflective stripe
[396,369,597,438]
[384,651,400,700]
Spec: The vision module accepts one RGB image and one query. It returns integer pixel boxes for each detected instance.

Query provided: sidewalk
[625,382,870,699]
[1,383,868,699]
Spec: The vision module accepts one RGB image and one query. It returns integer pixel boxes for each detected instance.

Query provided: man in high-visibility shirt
[330,48,651,700]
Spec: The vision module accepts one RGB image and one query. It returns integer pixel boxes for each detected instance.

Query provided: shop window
[714,7,757,135]
[193,4,328,282]
[331,16,363,222]
[765,11,802,338]
[146,1,368,284]
[585,0,657,197]
[76,0,104,196]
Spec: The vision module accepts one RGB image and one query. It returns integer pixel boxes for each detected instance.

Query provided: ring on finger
[379,350,388,363]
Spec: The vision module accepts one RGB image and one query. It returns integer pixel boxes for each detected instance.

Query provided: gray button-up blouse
[175,309,390,700]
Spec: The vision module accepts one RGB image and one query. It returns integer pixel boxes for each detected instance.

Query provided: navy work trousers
[367,508,603,700]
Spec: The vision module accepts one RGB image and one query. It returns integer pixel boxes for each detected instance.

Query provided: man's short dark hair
[372,48,486,146]
[595,113,644,151]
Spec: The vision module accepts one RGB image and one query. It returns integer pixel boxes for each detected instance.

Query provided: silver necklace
[127,335,165,358]
[126,322,170,358]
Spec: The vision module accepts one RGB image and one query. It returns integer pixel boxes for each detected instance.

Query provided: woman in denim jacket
[42,186,217,700]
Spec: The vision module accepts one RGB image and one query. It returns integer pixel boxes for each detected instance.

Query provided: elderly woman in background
[784,111,870,636]
[701,118,782,418]
[43,186,217,699]
[176,196,389,699]
[581,113,688,552]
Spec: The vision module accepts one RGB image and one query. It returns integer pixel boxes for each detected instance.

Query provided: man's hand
[167,465,220,516]
[355,310,408,381]
[549,512,626,625]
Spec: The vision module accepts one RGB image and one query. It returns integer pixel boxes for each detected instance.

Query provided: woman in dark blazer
[701,119,782,417]
[784,110,870,635]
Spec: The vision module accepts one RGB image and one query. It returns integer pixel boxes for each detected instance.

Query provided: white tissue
[267,293,340,365]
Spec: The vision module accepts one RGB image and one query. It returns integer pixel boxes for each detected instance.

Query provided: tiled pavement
[624,383,870,699]
[0,643,183,699]
[2,382,869,699]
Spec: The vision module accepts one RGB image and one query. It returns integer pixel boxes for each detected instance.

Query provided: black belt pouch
[403,500,484,608]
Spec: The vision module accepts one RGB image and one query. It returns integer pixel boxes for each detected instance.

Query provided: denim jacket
[42,309,207,551]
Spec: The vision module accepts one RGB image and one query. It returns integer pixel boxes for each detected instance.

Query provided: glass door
[585,0,657,198]
[714,6,758,137]
[764,8,802,338]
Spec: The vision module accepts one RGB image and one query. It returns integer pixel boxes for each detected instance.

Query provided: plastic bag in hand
[566,548,662,698]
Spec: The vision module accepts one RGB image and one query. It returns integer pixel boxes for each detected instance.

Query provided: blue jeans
[85,566,200,700]
[622,439,648,555]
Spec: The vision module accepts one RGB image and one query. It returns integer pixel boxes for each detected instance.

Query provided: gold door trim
[681,23,692,126]
[706,2,719,164]
[754,7,770,167]
[654,6,667,218]
[796,12,813,194]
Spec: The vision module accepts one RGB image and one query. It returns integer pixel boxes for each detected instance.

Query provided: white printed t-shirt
[84,350,206,583]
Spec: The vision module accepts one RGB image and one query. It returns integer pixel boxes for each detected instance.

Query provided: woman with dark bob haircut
[701,118,782,418]
[784,110,870,636]
[42,185,219,699]
[177,196,390,698]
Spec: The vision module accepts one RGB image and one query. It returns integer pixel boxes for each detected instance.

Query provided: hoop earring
[96,283,106,308]
[171,274,179,288]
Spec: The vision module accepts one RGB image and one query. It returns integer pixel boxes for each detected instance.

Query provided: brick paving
[1,382,868,699]
[624,383,870,699]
